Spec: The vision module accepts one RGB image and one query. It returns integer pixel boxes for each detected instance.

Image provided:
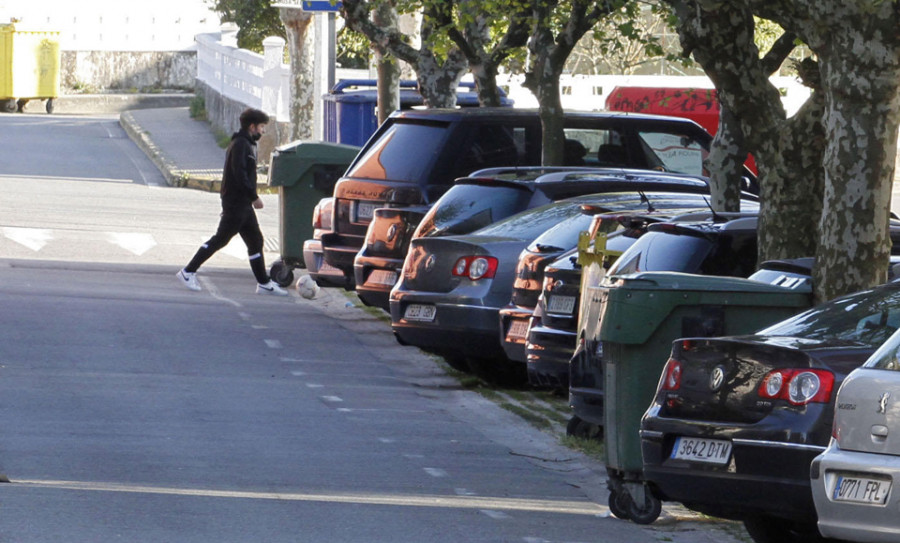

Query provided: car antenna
[639,191,656,213]
[703,197,722,222]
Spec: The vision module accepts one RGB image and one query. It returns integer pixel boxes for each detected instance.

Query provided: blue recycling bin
[322,79,513,147]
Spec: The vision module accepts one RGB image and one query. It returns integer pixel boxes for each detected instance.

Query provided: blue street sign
[301,1,341,11]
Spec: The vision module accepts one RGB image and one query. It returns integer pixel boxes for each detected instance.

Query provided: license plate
[318,259,339,273]
[366,270,398,286]
[547,294,576,314]
[404,304,436,322]
[670,436,732,465]
[356,202,378,221]
[506,318,530,342]
[832,474,891,505]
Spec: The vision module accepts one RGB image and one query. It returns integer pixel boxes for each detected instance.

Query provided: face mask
[251,132,262,142]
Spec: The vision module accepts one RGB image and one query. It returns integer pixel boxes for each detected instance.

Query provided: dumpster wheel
[46,98,55,114]
[2,100,15,113]
[608,489,631,520]
[626,488,661,525]
[269,261,295,288]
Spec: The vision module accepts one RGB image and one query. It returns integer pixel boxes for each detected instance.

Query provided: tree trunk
[813,50,900,301]
[279,8,316,141]
[373,2,400,124]
[706,103,747,212]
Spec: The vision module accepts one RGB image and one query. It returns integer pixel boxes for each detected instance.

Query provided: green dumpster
[267,141,361,286]
[597,271,812,523]
[0,24,61,113]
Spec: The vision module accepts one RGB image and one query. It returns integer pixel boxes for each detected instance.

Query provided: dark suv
[322,107,752,287]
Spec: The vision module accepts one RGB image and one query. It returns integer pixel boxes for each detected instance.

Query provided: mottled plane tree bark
[341,0,468,108]
[738,0,900,302]
[278,8,317,140]
[667,2,826,266]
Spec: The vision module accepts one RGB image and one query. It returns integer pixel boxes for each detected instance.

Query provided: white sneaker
[256,280,288,296]
[176,269,201,291]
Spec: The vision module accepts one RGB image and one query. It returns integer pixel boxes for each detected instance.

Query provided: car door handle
[872,425,889,439]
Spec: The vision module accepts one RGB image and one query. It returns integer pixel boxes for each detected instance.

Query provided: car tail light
[661,358,682,391]
[451,256,498,280]
[757,369,835,405]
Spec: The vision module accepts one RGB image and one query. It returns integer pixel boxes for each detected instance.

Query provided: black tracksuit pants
[185,204,268,284]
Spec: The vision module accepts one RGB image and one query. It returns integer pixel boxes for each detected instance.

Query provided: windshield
[759,285,900,347]
[346,121,448,182]
[416,184,533,238]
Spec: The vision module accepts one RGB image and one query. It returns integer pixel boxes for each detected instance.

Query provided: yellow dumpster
[0,24,61,114]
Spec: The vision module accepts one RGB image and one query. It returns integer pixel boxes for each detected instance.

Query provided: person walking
[176,108,288,296]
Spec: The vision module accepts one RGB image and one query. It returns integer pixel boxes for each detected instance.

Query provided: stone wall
[195,79,290,165]
[60,51,197,91]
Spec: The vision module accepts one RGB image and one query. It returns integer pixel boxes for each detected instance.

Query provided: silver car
[812,321,900,542]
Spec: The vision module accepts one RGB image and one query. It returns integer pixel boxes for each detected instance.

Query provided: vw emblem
[424,254,436,272]
[709,366,726,392]
[387,224,398,242]
[879,392,891,414]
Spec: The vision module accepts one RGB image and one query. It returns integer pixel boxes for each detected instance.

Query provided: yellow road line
[11,479,607,517]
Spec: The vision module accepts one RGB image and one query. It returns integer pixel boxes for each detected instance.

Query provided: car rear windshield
[759,286,900,348]
[416,184,533,238]
[474,200,585,241]
[345,121,448,183]
[609,231,713,275]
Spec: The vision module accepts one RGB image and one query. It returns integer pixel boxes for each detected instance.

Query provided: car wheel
[743,515,829,543]
[269,261,294,287]
[608,489,631,520]
[566,415,603,440]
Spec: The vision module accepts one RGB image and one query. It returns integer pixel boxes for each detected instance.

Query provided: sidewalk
[120,107,226,192]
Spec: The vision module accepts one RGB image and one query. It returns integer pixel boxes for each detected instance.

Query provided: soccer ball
[297,275,319,300]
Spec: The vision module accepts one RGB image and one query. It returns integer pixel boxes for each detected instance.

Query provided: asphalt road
[0,112,747,543]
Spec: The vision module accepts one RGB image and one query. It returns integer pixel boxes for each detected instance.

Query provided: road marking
[290,371,305,376]
[378,438,395,444]
[480,509,510,520]
[424,468,448,478]
[2,227,53,251]
[264,339,282,349]
[455,488,477,496]
[305,383,324,389]
[321,395,343,403]
[198,277,242,308]
[10,479,607,516]
[106,232,157,255]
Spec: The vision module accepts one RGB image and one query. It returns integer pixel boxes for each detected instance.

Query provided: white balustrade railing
[195,25,290,122]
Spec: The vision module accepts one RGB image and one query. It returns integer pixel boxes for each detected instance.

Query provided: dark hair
[239,108,270,130]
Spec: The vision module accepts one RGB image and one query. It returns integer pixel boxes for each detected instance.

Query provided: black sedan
[640,280,900,542]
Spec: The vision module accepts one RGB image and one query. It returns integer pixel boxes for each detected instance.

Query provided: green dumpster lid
[273,140,361,161]
[610,271,811,294]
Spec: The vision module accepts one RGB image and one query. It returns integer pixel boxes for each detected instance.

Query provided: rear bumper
[498,306,533,363]
[391,297,504,359]
[640,425,824,522]
[320,232,363,275]
[812,446,900,542]
[526,322,575,390]
[354,253,402,311]
[303,239,349,288]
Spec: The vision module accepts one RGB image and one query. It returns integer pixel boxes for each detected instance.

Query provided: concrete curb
[119,110,222,192]
[20,93,194,115]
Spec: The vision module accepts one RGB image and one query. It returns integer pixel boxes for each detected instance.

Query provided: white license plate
[547,294,576,314]
[356,202,378,221]
[318,259,339,273]
[506,318,530,342]
[366,270,398,286]
[404,304,436,322]
[832,474,892,505]
[670,437,732,465]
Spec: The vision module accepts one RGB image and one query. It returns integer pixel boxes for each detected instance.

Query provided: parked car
[390,191,723,385]
[323,107,757,287]
[530,255,811,396]
[356,167,717,310]
[641,280,900,543]
[811,325,900,542]
[302,197,347,287]
[569,212,763,432]
[500,198,747,370]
